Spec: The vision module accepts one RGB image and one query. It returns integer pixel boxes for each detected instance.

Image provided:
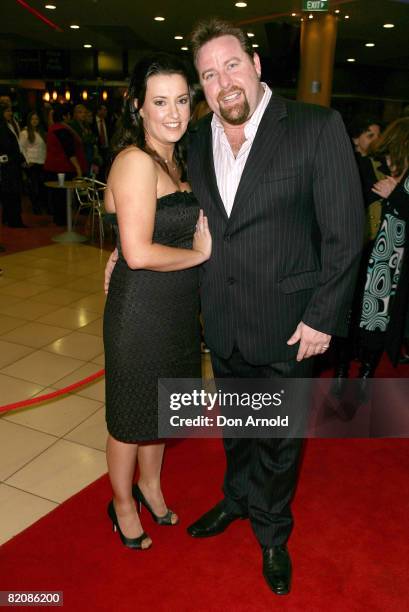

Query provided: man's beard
[218,88,250,125]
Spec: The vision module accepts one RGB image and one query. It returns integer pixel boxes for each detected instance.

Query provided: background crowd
[0,95,114,227]
[0,89,409,370]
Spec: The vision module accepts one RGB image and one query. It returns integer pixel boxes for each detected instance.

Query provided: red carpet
[1,437,408,611]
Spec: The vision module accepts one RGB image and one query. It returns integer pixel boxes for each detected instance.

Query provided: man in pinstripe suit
[185,19,364,595]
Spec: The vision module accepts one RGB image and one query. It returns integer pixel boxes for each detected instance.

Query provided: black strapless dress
[103,191,201,442]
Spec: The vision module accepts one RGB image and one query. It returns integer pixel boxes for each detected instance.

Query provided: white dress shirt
[211,82,272,217]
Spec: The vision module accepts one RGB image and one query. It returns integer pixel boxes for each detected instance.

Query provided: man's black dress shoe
[262,545,292,595]
[187,500,247,538]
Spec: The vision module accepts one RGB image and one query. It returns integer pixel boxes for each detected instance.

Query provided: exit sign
[302,0,328,10]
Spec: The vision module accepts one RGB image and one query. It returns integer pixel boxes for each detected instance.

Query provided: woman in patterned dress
[357,118,409,383]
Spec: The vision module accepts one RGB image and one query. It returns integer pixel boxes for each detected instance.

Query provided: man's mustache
[217,88,244,104]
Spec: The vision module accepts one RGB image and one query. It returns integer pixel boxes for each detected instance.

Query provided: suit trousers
[211,346,313,547]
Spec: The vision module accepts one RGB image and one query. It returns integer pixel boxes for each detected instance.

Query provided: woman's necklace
[163,157,177,173]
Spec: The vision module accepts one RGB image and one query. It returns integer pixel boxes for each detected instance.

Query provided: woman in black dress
[103,54,211,550]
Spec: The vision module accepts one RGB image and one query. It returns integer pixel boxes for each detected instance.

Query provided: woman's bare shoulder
[109,146,157,182]
[108,146,158,201]
[114,145,155,167]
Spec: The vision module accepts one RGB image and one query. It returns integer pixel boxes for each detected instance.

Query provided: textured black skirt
[103,192,201,442]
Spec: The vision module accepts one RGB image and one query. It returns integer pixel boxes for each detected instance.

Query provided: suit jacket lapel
[229,96,288,222]
[196,114,229,222]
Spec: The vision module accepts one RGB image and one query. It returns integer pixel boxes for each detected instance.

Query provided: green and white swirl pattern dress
[360,203,406,332]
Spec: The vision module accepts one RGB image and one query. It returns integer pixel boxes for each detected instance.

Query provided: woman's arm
[110,148,211,271]
[69,156,82,177]
[55,129,82,176]
[19,130,29,163]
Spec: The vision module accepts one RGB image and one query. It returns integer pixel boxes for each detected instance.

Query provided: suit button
[227,277,235,285]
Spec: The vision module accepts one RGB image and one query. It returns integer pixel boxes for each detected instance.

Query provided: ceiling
[1,0,409,70]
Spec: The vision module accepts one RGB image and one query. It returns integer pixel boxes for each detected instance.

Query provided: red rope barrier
[0,369,105,415]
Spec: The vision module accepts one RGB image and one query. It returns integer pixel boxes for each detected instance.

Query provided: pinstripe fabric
[211,347,313,546]
[188,96,365,365]
[187,95,365,547]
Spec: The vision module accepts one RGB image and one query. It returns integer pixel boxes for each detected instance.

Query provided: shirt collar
[211,82,272,136]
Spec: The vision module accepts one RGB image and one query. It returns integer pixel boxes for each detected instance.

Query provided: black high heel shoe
[132,483,178,526]
[107,500,151,549]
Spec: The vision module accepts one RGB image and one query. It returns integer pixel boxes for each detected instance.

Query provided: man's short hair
[52,103,72,123]
[348,116,383,139]
[190,18,254,65]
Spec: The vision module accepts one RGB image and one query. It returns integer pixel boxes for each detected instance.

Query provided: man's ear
[253,53,262,79]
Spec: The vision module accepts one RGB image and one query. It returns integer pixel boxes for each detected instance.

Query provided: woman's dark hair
[112,53,192,177]
[26,111,45,144]
[368,117,409,176]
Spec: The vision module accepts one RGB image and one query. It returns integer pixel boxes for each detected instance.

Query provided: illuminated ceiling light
[70,24,80,29]
[181,46,189,51]
[347,58,356,62]
[344,15,350,19]
[235,2,247,7]
[102,90,108,101]
[308,14,314,19]
[291,13,297,17]
[43,91,50,101]
[252,43,259,48]
[174,35,183,40]
[383,23,395,28]
[45,4,56,9]
[83,43,92,48]
[365,43,375,47]
[65,90,71,101]
[335,9,340,14]
[52,90,58,100]
[154,16,165,21]
[247,32,255,37]
[82,90,88,100]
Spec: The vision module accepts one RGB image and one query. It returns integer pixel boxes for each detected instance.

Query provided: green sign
[302,0,328,11]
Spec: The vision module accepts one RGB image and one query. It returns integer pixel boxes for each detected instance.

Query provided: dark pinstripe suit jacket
[187,95,365,365]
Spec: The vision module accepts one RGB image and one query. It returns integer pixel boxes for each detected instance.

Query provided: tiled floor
[0,243,212,545]
[0,244,108,545]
